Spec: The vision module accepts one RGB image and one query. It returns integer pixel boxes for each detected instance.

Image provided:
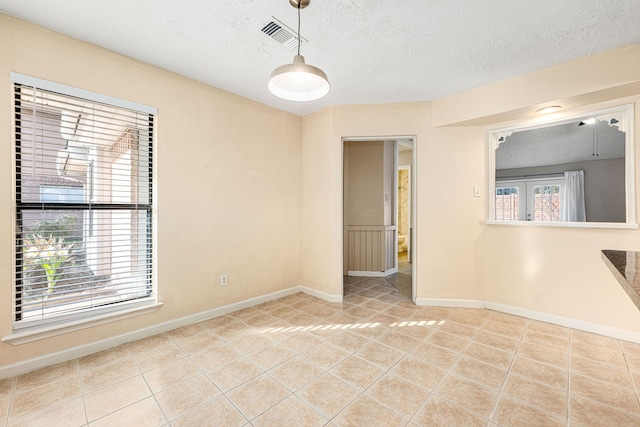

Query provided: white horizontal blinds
[14,82,154,326]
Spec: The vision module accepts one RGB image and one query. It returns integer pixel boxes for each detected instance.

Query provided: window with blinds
[13,75,156,329]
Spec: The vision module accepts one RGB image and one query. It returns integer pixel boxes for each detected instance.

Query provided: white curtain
[562,170,586,222]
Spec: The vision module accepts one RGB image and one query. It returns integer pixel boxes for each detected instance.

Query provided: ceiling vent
[261,17,307,50]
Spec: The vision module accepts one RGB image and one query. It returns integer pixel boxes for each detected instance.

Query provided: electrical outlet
[220,274,228,286]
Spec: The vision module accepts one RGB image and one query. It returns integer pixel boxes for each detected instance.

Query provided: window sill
[2,301,163,345]
[485,220,638,230]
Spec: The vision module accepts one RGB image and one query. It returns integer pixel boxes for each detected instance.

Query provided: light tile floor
[385,253,412,299]
[3,277,640,426]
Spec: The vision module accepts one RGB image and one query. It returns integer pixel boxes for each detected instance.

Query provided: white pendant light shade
[269,54,330,101]
[268,0,330,102]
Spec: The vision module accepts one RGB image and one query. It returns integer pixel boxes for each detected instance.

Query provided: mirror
[488,104,635,226]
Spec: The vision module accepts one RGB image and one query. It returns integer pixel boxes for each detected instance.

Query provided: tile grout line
[305,283,423,425]
[74,358,90,427]
[619,339,640,410]
[140,358,171,426]
[7,287,640,426]
[486,317,528,424]
[307,298,400,423]
[566,331,573,427]
[4,377,16,427]
[221,301,344,425]
[405,307,483,424]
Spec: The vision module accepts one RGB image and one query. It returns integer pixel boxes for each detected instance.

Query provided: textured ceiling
[1,0,639,116]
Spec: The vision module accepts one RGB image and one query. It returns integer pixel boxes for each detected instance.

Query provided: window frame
[6,73,160,343]
[486,102,637,229]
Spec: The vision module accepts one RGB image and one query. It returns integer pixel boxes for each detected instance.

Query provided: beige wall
[432,45,640,127]
[302,102,434,296]
[3,12,640,372]
[451,48,640,332]
[344,141,386,226]
[0,14,302,367]
[300,48,640,336]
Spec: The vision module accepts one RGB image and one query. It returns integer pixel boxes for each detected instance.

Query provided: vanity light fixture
[535,105,562,114]
[610,118,620,124]
[268,0,330,101]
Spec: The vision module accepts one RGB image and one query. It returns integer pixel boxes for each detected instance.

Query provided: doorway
[342,137,416,302]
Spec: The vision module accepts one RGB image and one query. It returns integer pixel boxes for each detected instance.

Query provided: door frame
[342,135,417,303]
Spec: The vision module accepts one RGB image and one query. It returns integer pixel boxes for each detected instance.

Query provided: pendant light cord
[297,2,301,56]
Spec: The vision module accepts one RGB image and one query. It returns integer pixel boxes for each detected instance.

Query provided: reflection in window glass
[40,185,84,203]
[490,104,634,225]
[496,187,519,221]
[531,185,560,221]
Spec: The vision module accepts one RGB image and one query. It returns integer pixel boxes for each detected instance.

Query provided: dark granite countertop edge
[601,250,640,311]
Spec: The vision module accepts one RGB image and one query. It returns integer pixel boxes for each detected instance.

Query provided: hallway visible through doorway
[342,136,416,302]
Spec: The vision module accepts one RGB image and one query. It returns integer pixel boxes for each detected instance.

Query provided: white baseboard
[348,271,384,277]
[300,286,343,303]
[0,286,302,380]
[485,301,640,343]
[348,268,397,278]
[416,297,640,343]
[6,290,640,379]
[415,298,486,308]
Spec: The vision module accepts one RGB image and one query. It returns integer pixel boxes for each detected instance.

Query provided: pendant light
[268,0,330,101]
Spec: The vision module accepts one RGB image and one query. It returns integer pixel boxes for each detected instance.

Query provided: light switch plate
[474,186,481,197]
